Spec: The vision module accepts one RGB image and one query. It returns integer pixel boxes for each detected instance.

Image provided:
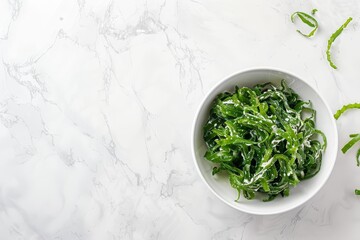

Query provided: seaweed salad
[203,80,327,201]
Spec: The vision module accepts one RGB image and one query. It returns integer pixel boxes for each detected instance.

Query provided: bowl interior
[192,69,338,215]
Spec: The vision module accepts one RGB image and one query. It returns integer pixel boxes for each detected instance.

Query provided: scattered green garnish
[326,17,353,69]
[203,80,326,201]
[291,11,319,38]
[334,103,360,195]
[334,103,360,120]
[311,9,318,15]
[342,134,360,154]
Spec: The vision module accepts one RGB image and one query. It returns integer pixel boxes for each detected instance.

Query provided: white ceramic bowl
[192,68,338,215]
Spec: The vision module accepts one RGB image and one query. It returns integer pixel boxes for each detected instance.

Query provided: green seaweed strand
[326,17,353,69]
[334,103,360,120]
[291,12,319,38]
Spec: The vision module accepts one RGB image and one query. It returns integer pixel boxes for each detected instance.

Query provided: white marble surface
[1,0,360,239]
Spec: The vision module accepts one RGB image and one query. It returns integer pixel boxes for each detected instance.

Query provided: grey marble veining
[1,0,360,239]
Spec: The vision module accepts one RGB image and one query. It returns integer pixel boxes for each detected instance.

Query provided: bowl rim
[191,67,338,215]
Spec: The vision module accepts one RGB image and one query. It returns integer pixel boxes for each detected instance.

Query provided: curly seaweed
[203,80,326,201]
